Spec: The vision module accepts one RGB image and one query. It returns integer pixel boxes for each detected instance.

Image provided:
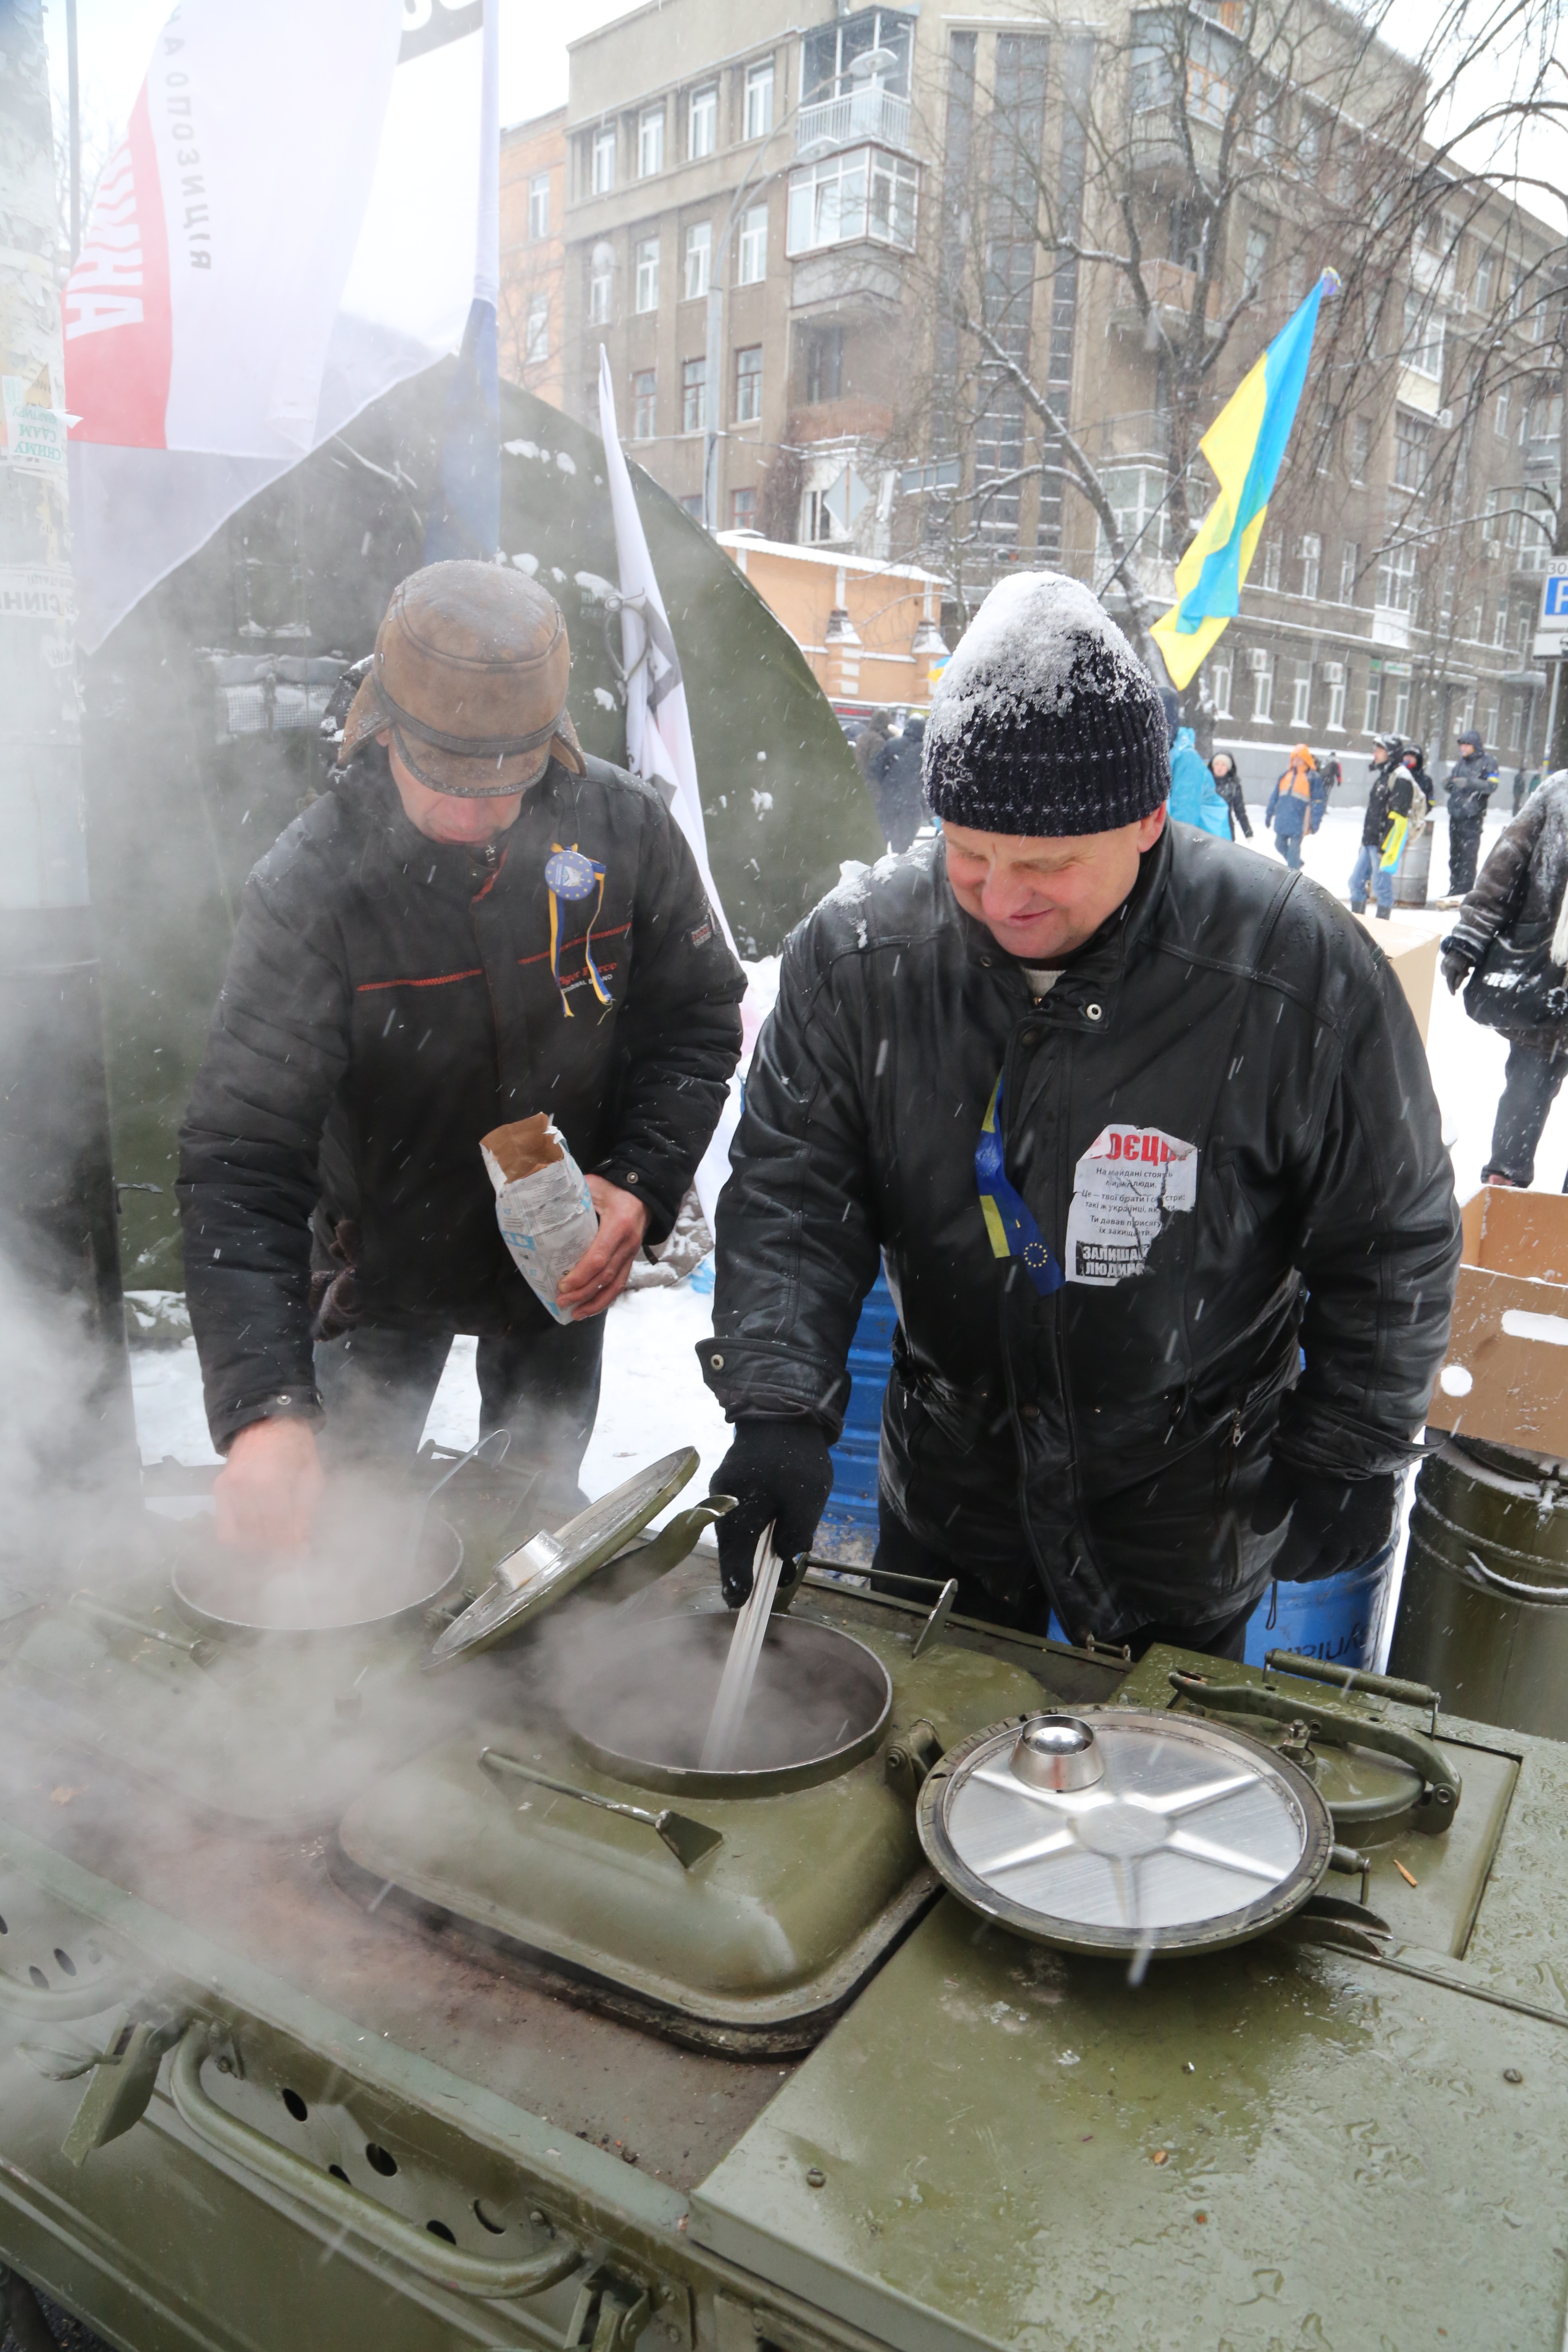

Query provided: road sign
[1533,559,1568,659]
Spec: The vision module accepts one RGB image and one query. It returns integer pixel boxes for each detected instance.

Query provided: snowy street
[130,796,1541,1544]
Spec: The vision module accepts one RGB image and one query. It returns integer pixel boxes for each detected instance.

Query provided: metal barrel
[822,1274,899,1535]
[1394,821,1433,908]
[1388,1435,1568,1737]
[1242,1546,1395,1671]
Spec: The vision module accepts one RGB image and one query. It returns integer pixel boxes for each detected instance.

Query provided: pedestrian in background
[1265,744,1315,868]
[1513,764,1541,817]
[869,712,927,853]
[1167,718,1232,837]
[853,708,894,780]
[1209,748,1251,839]
[1444,729,1498,895]
[1349,735,1414,920]
[1441,771,1568,1185]
[1310,752,1340,834]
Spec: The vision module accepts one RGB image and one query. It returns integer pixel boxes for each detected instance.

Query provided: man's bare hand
[556,1175,650,1319]
[214,1417,324,1552]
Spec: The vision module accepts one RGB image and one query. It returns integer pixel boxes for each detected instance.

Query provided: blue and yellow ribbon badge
[975,1073,1064,1297]
[544,843,612,1018]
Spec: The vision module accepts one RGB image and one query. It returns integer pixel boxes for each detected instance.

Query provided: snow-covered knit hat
[922,572,1169,837]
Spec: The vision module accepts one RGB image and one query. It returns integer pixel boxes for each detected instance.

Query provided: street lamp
[702,113,837,531]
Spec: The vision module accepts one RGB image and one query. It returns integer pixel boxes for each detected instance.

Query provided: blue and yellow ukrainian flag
[1150,271,1338,693]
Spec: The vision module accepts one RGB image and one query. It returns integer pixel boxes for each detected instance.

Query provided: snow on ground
[132,805,1564,1588]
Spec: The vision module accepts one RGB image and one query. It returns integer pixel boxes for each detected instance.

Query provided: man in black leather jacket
[701,575,1459,1657]
[179,564,744,1550]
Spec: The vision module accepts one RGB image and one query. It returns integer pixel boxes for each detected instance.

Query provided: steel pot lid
[428,1447,697,1665]
[917,1707,1334,1958]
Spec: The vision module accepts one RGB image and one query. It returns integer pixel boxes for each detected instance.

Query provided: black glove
[1441,949,1472,996]
[1259,1465,1399,1585]
[711,1420,835,1608]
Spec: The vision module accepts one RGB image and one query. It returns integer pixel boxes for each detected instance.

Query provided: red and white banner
[66,0,495,650]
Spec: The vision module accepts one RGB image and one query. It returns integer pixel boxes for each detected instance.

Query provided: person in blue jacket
[1167,723,1232,837]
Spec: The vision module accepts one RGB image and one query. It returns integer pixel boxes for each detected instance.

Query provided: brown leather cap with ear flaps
[340,559,585,796]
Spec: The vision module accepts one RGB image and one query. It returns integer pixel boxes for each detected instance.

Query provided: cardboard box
[1429,1186,1568,1458]
[1356,911,1440,1043]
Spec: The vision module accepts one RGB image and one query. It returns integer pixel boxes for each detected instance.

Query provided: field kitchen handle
[0,1965,129,2023]
[1463,1549,1568,1606]
[168,2037,583,2300]
[1168,1670,1461,1830]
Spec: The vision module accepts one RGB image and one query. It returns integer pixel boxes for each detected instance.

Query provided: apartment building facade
[500,107,567,408]
[546,0,1564,767]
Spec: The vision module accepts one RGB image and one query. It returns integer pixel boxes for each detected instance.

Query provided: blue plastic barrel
[1241,1545,1395,1670]
[823,1274,899,1533]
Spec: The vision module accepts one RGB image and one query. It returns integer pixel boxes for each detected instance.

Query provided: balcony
[798,86,912,156]
[791,240,907,318]
[1129,104,1225,182]
[1372,605,1411,650]
[1109,261,1220,342]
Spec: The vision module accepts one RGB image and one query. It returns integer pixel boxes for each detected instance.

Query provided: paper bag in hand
[481,1116,599,1325]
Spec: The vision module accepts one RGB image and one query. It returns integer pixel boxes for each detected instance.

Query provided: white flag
[65,0,497,650]
[596,344,742,1229]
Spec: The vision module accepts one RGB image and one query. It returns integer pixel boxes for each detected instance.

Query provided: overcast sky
[41,0,1566,233]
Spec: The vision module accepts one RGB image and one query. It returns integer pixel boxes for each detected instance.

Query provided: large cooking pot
[1390,1433,1568,1737]
[558,1609,893,1797]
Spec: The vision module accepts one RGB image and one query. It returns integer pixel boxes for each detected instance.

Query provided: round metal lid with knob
[917,1707,1335,1957]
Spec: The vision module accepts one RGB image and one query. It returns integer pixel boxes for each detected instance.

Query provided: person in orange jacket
[1263,744,1316,869]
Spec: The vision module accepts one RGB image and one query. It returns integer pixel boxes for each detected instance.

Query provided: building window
[525,294,549,366]
[1495,387,1511,436]
[528,172,550,241]
[684,222,711,300]
[1494,603,1511,648]
[635,236,659,313]
[689,84,717,160]
[591,126,615,195]
[1393,411,1432,492]
[734,344,762,422]
[631,368,656,439]
[1350,416,1372,481]
[588,241,613,324]
[744,58,774,141]
[1209,654,1232,718]
[682,356,707,432]
[731,486,757,528]
[1243,224,1270,293]
[681,494,704,519]
[1474,247,1496,310]
[803,324,843,405]
[1364,672,1381,735]
[737,202,768,285]
[1096,464,1172,570]
[1471,603,1485,641]
[1326,667,1346,732]
[1376,543,1417,613]
[1262,535,1282,591]
[786,145,918,255]
[804,487,835,542]
[1401,292,1444,382]
[1252,655,1274,723]
[1391,677,1412,735]
[1298,532,1321,601]
[1339,540,1361,603]
[638,105,665,178]
[1290,663,1312,726]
